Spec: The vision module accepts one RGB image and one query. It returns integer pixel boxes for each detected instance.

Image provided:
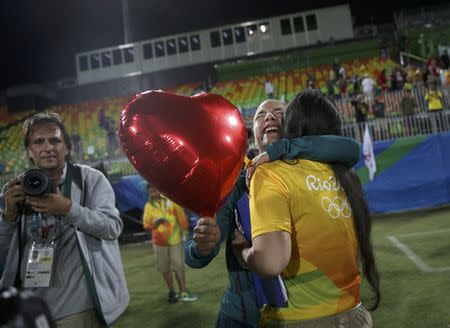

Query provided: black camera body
[20,169,57,196]
[0,287,55,328]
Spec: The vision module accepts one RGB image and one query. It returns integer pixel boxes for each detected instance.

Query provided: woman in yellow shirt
[235,89,380,327]
[425,83,443,111]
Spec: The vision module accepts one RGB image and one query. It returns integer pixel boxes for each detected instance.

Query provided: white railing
[342,109,450,142]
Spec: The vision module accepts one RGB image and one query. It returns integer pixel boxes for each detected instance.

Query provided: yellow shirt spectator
[143,195,188,246]
[425,89,443,111]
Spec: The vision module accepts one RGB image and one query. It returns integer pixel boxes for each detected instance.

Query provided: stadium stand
[1,8,450,186]
[0,81,203,179]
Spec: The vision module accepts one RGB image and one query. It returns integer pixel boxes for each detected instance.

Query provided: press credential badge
[24,243,55,288]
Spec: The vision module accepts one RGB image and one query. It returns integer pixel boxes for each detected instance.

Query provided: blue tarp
[112,175,147,212]
[363,133,450,213]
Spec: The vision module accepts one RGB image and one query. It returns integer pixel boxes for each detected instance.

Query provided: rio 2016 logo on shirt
[321,196,351,219]
[306,175,342,191]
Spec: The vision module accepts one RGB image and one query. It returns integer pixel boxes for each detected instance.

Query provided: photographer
[0,112,129,327]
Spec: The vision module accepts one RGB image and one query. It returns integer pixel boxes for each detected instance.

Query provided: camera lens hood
[21,169,50,196]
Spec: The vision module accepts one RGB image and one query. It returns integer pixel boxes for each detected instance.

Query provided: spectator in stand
[390,67,405,91]
[444,69,450,98]
[362,74,375,106]
[329,68,336,83]
[336,77,347,99]
[306,79,316,89]
[400,87,418,136]
[98,108,108,130]
[405,66,413,82]
[353,74,362,95]
[427,57,440,84]
[71,127,82,161]
[319,82,328,95]
[143,184,198,303]
[347,78,355,96]
[373,91,387,139]
[338,64,346,80]
[332,58,341,80]
[440,49,450,69]
[352,93,368,124]
[359,63,367,76]
[376,69,388,91]
[395,67,406,90]
[106,118,118,158]
[425,82,443,112]
[400,88,417,116]
[403,75,414,92]
[390,69,397,91]
[373,91,386,119]
[325,78,335,97]
[264,80,274,99]
[421,62,431,86]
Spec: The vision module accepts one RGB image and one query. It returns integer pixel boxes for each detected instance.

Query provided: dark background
[2,0,447,90]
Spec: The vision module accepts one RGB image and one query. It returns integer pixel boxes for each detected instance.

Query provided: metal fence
[335,84,450,122]
[94,109,450,182]
[342,109,450,143]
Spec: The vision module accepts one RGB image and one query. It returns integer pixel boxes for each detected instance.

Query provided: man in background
[143,184,198,303]
[264,80,274,99]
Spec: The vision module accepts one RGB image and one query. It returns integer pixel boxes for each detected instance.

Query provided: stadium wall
[216,38,380,81]
[56,63,215,105]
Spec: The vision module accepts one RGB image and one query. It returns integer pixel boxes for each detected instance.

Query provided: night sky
[2,0,447,91]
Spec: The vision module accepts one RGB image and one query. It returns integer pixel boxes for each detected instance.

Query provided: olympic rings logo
[321,196,352,219]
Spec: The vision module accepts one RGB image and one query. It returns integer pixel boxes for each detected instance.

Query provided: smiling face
[253,99,286,151]
[26,123,68,175]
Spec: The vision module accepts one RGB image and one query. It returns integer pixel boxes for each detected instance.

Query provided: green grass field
[115,207,450,328]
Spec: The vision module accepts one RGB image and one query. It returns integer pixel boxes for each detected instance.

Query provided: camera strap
[13,213,25,289]
[62,164,74,199]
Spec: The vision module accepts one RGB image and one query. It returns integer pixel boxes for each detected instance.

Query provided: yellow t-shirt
[425,90,443,111]
[250,160,361,325]
[142,196,188,246]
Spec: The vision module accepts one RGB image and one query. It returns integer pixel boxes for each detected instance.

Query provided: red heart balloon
[119,90,247,217]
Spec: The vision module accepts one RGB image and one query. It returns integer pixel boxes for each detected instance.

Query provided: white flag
[363,124,376,181]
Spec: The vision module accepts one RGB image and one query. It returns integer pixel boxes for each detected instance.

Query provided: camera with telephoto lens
[20,169,57,196]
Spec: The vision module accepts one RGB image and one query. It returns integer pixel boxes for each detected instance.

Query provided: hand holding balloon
[193,216,221,256]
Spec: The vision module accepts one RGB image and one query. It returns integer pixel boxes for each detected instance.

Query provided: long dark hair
[284,89,381,310]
